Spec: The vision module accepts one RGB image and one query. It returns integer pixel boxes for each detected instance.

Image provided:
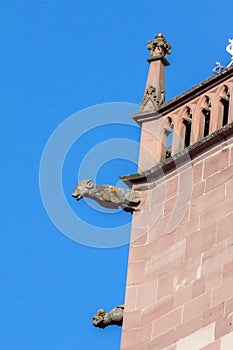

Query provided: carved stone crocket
[72,179,140,212]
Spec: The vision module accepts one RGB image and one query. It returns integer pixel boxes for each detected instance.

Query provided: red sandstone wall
[121,134,233,350]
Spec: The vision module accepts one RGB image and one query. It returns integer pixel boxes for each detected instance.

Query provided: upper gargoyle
[72,179,140,212]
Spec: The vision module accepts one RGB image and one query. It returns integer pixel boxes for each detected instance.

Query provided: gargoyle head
[164,117,174,135]
[72,179,94,200]
[92,308,107,329]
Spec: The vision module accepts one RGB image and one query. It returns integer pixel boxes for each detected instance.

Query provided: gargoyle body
[72,179,140,212]
[93,305,124,329]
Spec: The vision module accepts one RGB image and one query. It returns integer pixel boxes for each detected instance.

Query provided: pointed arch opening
[220,86,230,127]
[183,107,192,147]
[202,97,211,137]
[221,98,229,126]
[165,117,174,159]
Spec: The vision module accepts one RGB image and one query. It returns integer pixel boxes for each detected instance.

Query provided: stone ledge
[147,54,170,66]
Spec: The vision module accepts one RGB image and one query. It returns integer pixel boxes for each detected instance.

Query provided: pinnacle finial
[147,33,171,58]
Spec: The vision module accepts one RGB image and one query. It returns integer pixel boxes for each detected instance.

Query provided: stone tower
[120,34,233,350]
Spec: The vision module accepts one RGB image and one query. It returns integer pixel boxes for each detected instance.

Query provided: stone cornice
[147,55,170,66]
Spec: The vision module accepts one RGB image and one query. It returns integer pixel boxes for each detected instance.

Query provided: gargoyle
[93,305,124,329]
[72,179,140,212]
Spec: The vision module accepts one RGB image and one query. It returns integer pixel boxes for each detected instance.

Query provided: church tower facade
[120,34,233,350]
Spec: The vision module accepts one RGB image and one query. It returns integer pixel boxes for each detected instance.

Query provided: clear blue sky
[1,1,232,349]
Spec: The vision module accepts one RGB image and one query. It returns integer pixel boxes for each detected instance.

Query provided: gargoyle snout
[72,188,83,200]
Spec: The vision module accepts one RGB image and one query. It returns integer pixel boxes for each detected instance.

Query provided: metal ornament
[212,61,224,75]
[226,38,233,68]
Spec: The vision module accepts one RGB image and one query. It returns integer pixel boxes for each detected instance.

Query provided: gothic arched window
[220,86,230,127]
[165,117,174,159]
[183,107,192,147]
[202,97,211,137]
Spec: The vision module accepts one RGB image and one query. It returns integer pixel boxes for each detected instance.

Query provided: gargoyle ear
[86,179,94,189]
[97,308,106,315]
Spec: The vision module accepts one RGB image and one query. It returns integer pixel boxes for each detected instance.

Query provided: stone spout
[93,305,124,329]
[72,179,140,213]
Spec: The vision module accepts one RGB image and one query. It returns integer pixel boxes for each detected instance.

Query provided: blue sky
[1,1,233,349]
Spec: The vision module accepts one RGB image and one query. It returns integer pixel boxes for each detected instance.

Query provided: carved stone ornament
[72,179,140,212]
[147,33,171,58]
[140,85,165,111]
[93,305,124,329]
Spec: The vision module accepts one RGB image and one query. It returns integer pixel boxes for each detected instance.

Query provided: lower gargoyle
[92,305,124,329]
[72,179,140,212]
